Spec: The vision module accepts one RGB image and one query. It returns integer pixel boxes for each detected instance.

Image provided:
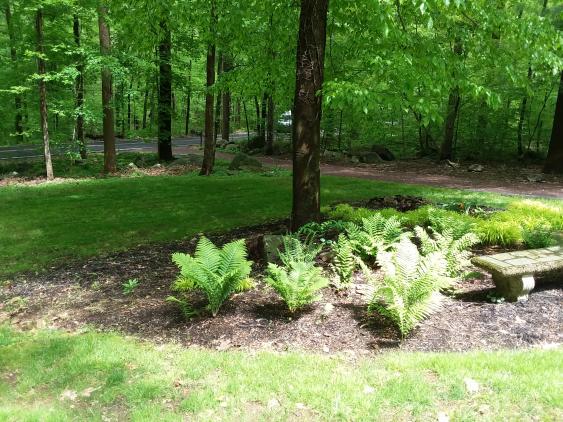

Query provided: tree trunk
[200,0,217,176]
[73,14,86,159]
[36,8,53,180]
[254,96,261,137]
[439,39,462,161]
[127,77,132,131]
[98,4,116,173]
[265,94,275,155]
[544,71,563,173]
[142,78,149,130]
[243,101,250,141]
[185,60,192,135]
[291,0,329,231]
[158,18,173,161]
[221,55,232,142]
[5,2,23,143]
[214,53,223,144]
[261,93,267,141]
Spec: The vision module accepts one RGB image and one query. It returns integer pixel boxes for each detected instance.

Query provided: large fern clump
[171,237,252,317]
[364,238,452,338]
[415,226,479,278]
[265,236,328,312]
[346,214,406,260]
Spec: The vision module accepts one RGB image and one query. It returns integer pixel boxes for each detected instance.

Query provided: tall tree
[543,71,563,173]
[200,0,217,176]
[291,0,329,231]
[73,14,86,159]
[221,55,232,142]
[35,7,53,180]
[158,16,173,161]
[439,38,462,161]
[4,1,24,143]
[98,3,116,173]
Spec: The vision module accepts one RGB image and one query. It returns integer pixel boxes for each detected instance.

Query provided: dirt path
[206,148,563,199]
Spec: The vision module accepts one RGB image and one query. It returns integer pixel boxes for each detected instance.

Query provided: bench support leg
[493,273,535,302]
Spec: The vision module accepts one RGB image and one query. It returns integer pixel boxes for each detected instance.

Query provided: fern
[363,238,452,338]
[171,237,252,316]
[345,214,406,260]
[332,234,356,286]
[415,226,479,278]
[278,235,322,267]
[265,261,329,312]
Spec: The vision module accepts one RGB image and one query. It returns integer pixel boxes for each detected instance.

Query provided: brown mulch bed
[1,221,561,355]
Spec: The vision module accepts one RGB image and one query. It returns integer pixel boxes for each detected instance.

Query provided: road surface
[0,134,247,161]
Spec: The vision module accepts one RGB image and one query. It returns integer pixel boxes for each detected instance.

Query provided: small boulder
[10,171,19,177]
[127,162,138,170]
[468,164,484,172]
[359,152,383,164]
[526,174,545,183]
[349,156,360,165]
[228,153,263,171]
[370,145,395,161]
[263,234,284,263]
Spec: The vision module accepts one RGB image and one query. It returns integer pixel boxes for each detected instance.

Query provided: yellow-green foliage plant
[171,237,253,317]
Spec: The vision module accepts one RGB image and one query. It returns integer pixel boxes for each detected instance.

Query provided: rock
[370,144,395,161]
[446,160,459,168]
[322,303,334,317]
[10,171,19,177]
[468,164,484,172]
[463,378,480,394]
[359,152,383,164]
[228,153,263,171]
[323,150,344,161]
[263,234,284,263]
[267,398,280,409]
[363,385,375,394]
[152,163,162,168]
[437,412,450,422]
[127,162,138,170]
[350,156,360,165]
[526,174,545,183]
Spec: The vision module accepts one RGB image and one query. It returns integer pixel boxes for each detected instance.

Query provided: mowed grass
[1,172,561,277]
[0,326,560,421]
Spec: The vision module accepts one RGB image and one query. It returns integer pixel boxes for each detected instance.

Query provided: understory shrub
[521,219,555,249]
[170,237,252,317]
[363,238,453,338]
[265,236,328,312]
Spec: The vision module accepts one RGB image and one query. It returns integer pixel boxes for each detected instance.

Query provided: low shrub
[475,219,523,246]
[521,219,555,249]
[170,237,252,317]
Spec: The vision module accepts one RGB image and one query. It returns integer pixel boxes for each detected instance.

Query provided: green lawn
[0,326,560,421]
[1,172,559,277]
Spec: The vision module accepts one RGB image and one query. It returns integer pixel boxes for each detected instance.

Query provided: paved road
[0,133,247,161]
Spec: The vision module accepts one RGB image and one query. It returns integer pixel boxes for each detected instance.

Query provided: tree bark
[5,2,23,143]
[439,39,462,161]
[200,0,217,176]
[73,14,86,159]
[265,94,275,155]
[291,0,329,231]
[185,60,192,135]
[254,96,261,137]
[158,18,173,161]
[544,71,563,173]
[98,4,116,173]
[214,53,223,144]
[36,8,53,180]
[221,55,232,142]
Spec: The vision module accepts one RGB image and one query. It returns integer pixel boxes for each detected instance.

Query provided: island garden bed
[2,219,561,354]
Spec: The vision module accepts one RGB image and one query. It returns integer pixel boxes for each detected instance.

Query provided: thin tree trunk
[243,101,250,142]
[517,67,533,156]
[158,18,173,160]
[254,96,261,137]
[265,94,275,155]
[127,77,132,132]
[73,14,86,159]
[5,2,23,143]
[261,93,267,141]
[200,0,217,176]
[185,60,192,135]
[98,4,116,173]
[36,8,53,180]
[544,71,563,173]
[214,53,223,144]
[142,77,149,130]
[291,0,329,231]
[439,38,462,161]
[221,55,232,142]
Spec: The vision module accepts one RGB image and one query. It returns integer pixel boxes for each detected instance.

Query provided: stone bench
[472,246,563,302]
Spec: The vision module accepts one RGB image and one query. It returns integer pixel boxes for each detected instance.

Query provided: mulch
[1,221,561,355]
